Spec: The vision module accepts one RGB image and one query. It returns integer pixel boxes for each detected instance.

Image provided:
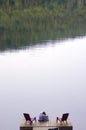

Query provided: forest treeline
[0,0,86,51]
[0,0,86,9]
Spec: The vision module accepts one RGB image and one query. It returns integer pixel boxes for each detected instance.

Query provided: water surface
[0,37,86,130]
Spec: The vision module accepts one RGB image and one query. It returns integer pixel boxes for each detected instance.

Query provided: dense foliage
[0,0,86,50]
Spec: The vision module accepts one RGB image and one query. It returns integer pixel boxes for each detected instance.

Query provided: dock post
[59,126,73,130]
[20,126,33,130]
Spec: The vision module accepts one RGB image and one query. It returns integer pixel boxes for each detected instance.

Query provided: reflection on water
[0,36,86,130]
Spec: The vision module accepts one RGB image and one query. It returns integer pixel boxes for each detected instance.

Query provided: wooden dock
[20,119,73,130]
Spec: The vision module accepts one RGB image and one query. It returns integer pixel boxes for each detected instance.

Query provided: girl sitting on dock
[38,111,49,122]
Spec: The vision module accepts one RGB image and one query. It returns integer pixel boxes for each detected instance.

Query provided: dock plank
[20,119,73,130]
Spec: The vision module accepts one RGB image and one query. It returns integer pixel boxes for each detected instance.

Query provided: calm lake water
[0,36,86,130]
